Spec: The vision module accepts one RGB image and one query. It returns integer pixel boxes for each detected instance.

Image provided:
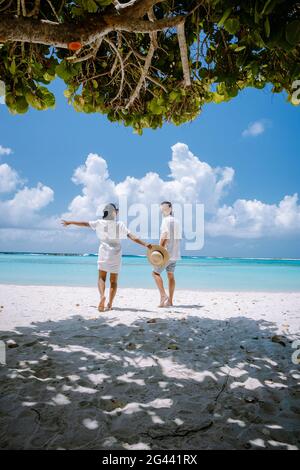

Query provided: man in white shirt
[152,201,181,307]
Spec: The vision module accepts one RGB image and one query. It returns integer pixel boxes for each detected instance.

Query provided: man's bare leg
[98,270,107,312]
[107,273,118,310]
[166,272,175,306]
[152,271,168,307]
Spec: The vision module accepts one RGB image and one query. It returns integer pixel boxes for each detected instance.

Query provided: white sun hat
[147,244,170,268]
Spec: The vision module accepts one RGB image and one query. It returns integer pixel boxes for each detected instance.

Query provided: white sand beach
[0,284,300,450]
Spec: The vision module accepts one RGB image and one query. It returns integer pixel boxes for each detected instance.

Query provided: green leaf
[56,61,82,83]
[271,84,283,94]
[254,0,260,24]
[198,68,209,78]
[253,31,266,48]
[264,17,271,38]
[169,91,180,102]
[43,72,55,82]
[5,92,16,108]
[148,99,163,115]
[96,0,112,5]
[217,7,232,27]
[227,87,238,98]
[262,0,281,16]
[73,95,85,112]
[15,96,29,114]
[234,45,246,52]
[71,6,83,16]
[286,21,300,46]
[82,0,98,13]
[261,0,273,15]
[25,90,43,110]
[213,92,225,103]
[40,87,55,108]
[64,89,73,99]
[25,87,55,110]
[9,59,16,75]
[56,62,71,80]
[224,18,240,35]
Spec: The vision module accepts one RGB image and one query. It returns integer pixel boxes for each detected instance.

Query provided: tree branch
[104,36,125,103]
[67,38,102,63]
[46,0,60,23]
[177,21,191,87]
[121,0,164,18]
[125,7,157,109]
[0,0,14,13]
[112,0,137,11]
[147,75,167,93]
[0,14,184,48]
[105,15,184,34]
[21,0,27,17]
[27,0,40,18]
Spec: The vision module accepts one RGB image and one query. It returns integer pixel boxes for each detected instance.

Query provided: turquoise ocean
[0,252,300,291]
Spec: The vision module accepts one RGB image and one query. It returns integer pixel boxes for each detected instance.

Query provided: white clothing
[160,215,181,261]
[89,219,130,273]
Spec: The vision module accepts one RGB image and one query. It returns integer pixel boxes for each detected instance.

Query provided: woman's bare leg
[98,270,107,312]
[107,273,118,310]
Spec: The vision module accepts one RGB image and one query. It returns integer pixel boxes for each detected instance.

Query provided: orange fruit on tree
[68,42,82,51]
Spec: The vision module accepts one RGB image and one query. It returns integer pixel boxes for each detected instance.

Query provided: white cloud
[63,143,300,242]
[0,183,54,227]
[0,144,12,156]
[0,156,54,228]
[65,153,116,220]
[0,163,21,193]
[207,194,300,238]
[61,143,300,244]
[242,120,268,137]
[1,143,299,252]
[63,143,234,219]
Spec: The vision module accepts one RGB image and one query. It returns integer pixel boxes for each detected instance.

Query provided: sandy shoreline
[1,282,300,294]
[0,284,300,450]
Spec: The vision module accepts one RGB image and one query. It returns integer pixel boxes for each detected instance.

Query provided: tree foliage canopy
[0,0,299,133]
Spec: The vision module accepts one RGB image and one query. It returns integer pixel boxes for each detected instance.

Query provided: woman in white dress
[61,203,151,312]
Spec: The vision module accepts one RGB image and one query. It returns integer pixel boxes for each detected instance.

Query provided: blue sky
[0,79,299,257]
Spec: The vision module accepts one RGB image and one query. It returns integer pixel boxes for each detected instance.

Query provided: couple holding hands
[61,201,181,311]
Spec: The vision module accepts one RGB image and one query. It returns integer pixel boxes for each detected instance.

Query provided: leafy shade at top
[0,0,299,134]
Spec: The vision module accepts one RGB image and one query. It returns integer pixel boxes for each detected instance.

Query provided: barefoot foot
[98,297,106,312]
[158,295,168,308]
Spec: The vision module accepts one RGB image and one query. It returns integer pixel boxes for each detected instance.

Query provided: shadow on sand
[0,312,299,450]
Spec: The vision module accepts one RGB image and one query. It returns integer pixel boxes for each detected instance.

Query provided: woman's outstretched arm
[61,220,90,228]
[127,233,152,249]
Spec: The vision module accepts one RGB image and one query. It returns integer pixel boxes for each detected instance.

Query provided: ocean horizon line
[1,251,300,261]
